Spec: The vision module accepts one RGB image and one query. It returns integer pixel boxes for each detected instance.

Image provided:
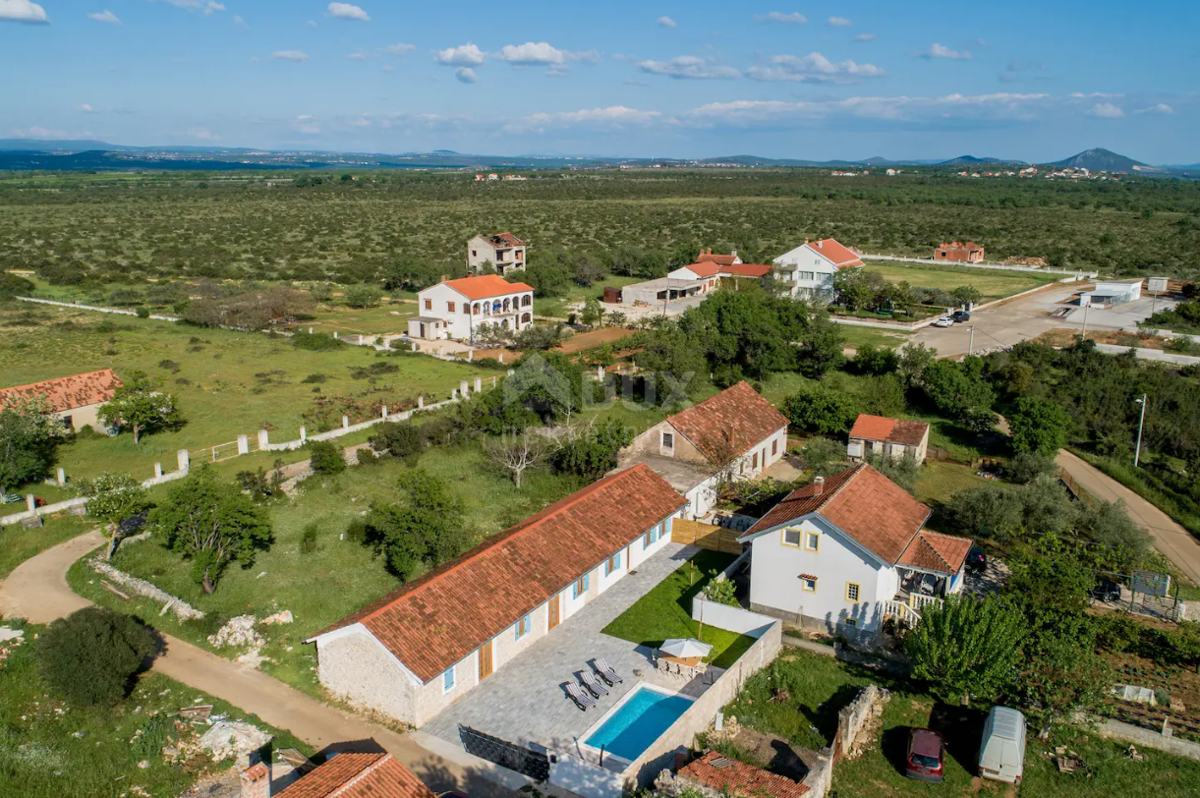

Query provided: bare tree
[485,430,552,489]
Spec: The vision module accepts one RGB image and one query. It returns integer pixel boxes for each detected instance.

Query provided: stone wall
[833,684,887,760]
[87,557,204,622]
[317,630,419,725]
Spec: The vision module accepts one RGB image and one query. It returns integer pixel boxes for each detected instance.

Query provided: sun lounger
[595,657,623,685]
[581,671,610,698]
[566,682,596,711]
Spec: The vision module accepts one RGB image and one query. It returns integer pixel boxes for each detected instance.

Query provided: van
[978,706,1026,784]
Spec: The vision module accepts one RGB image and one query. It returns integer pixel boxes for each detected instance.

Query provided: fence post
[237,435,249,455]
[177,449,190,474]
[56,468,66,485]
[381,405,389,420]
[460,380,469,397]
[493,376,498,387]
[474,377,482,393]
[258,429,270,449]
[154,463,163,479]
[26,494,36,514]
[342,415,350,429]
[418,395,425,409]
[452,389,459,400]
[468,350,474,361]
[597,365,604,380]
[333,331,338,339]
[300,426,307,443]
[499,352,505,364]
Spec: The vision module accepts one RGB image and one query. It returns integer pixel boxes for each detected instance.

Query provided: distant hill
[938,155,1018,166]
[1048,147,1157,172]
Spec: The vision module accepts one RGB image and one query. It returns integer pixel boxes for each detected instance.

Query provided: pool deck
[421,542,717,767]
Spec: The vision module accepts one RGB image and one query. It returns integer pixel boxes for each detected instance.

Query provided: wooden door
[548,594,561,630]
[478,640,493,680]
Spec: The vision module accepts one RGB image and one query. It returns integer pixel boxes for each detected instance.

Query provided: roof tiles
[667,382,789,465]
[805,239,863,269]
[679,751,809,798]
[849,414,929,446]
[442,275,534,301]
[0,369,122,414]
[274,753,436,798]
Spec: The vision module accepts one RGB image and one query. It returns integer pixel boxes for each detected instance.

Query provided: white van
[978,706,1026,784]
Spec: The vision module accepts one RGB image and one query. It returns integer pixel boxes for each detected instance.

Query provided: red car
[905,728,945,783]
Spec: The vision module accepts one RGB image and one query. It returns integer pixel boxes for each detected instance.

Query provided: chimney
[440,274,447,283]
[804,238,809,244]
[241,761,271,798]
[731,249,738,258]
[812,476,825,495]
[817,240,824,249]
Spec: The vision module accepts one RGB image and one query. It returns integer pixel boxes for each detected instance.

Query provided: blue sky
[2,1,1197,162]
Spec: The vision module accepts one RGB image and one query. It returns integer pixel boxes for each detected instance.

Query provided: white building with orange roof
[408,274,534,342]
[0,369,122,433]
[772,237,864,301]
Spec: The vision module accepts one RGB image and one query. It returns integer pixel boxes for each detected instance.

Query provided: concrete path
[1056,450,1200,585]
[0,532,525,798]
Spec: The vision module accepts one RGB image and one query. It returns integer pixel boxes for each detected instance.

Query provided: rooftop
[439,274,534,301]
[274,753,436,798]
[849,414,930,446]
[481,231,526,248]
[0,368,123,414]
[805,238,863,268]
[679,751,809,798]
[696,250,739,266]
[667,382,789,465]
[720,263,772,278]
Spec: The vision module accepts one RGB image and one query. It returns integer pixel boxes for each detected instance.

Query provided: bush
[850,344,898,376]
[345,517,368,543]
[307,440,346,474]
[135,306,151,318]
[784,385,860,435]
[301,373,327,384]
[1004,452,1057,484]
[355,447,378,466]
[369,422,422,459]
[344,284,382,309]
[300,523,318,553]
[292,331,344,351]
[37,607,157,706]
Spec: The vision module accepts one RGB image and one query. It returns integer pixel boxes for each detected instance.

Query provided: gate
[458,725,550,782]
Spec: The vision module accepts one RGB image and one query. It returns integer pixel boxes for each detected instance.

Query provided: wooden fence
[671,518,743,555]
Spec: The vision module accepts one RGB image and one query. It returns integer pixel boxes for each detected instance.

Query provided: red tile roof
[0,369,123,414]
[317,463,687,682]
[719,263,772,278]
[677,262,723,278]
[897,530,973,575]
[696,252,739,266]
[939,241,983,252]
[487,232,526,247]
[805,239,863,269]
[741,464,944,566]
[849,414,929,446]
[680,751,809,798]
[442,275,534,301]
[668,382,789,465]
[275,753,436,798]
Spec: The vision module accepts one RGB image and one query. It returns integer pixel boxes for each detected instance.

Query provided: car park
[905,728,945,782]
[934,316,954,328]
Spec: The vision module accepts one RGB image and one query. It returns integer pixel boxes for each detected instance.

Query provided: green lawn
[863,261,1058,299]
[0,618,312,798]
[914,461,996,507]
[834,324,912,352]
[0,516,92,579]
[601,550,757,669]
[538,275,646,320]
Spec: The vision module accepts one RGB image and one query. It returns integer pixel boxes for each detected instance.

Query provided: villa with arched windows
[409,274,535,342]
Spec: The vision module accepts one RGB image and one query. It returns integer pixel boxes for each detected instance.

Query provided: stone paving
[422,542,716,763]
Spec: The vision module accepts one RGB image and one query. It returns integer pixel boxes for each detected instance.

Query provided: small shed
[603,286,623,303]
[1080,279,1144,308]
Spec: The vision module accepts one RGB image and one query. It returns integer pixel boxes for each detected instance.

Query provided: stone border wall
[87,556,204,621]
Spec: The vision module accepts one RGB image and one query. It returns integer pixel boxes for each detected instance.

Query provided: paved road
[0,532,524,798]
[1057,450,1200,585]
[911,284,1082,357]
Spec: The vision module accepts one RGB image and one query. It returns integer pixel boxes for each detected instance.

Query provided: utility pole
[1134,393,1147,468]
[968,326,975,357]
[1081,302,1090,341]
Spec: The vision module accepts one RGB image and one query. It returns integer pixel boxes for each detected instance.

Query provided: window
[516,614,530,640]
[843,617,858,628]
[801,576,818,593]
[752,452,759,469]
[573,573,590,599]
[772,440,778,456]
[800,271,815,281]
[782,528,801,548]
[463,305,471,315]
[661,432,674,450]
[643,524,661,550]
[447,301,456,313]
[605,552,621,576]
[424,299,432,311]
[845,582,861,602]
[442,665,456,693]
[805,532,820,552]
[471,249,477,257]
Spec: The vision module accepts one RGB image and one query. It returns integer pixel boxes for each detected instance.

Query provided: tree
[851,344,898,376]
[502,352,586,424]
[344,284,382,309]
[364,469,468,579]
[703,577,739,607]
[0,397,62,492]
[78,472,152,539]
[1003,452,1057,484]
[1008,395,1072,454]
[943,484,1024,540]
[797,436,849,477]
[952,284,983,307]
[869,451,921,495]
[1017,610,1111,733]
[553,420,635,479]
[485,429,553,488]
[150,467,272,592]
[37,607,157,706]
[307,440,346,474]
[580,298,605,328]
[573,256,605,287]
[369,422,422,459]
[905,595,1026,705]
[832,268,877,311]
[897,343,936,389]
[796,311,845,377]
[1168,621,1200,673]
[1077,499,1152,568]
[784,385,860,435]
[921,358,996,431]
[99,371,183,444]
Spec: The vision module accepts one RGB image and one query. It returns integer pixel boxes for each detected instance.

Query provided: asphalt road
[910,284,1082,357]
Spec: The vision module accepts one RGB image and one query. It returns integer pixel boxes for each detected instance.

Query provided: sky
[2,1,1198,163]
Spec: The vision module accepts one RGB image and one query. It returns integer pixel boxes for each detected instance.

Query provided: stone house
[408,275,534,342]
[467,232,527,276]
[847,414,930,464]
[771,239,863,301]
[307,463,688,728]
[0,368,122,432]
[738,463,972,635]
[935,241,985,263]
[619,382,789,520]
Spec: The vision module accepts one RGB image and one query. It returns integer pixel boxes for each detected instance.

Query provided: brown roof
[441,275,534,301]
[741,464,939,565]
[0,369,122,414]
[897,530,973,575]
[668,382,789,465]
[487,232,525,247]
[275,753,436,798]
[680,751,809,798]
[805,239,863,268]
[720,263,772,278]
[317,464,687,682]
[939,241,983,251]
[678,262,724,278]
[697,251,739,266]
[849,414,929,446]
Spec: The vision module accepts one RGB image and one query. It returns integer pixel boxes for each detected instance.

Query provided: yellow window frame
[805,531,820,552]
[845,582,861,602]
[801,577,818,593]
[781,528,802,548]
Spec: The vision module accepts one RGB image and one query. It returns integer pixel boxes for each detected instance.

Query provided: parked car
[934,316,954,328]
[966,547,987,575]
[979,706,1026,784]
[905,728,945,783]
[952,310,972,323]
[1091,577,1121,603]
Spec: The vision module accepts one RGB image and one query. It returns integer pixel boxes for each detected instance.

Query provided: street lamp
[1134,393,1147,468]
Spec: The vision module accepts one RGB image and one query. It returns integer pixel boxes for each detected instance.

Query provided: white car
[934,316,954,328]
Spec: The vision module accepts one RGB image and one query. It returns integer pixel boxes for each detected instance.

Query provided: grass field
[863,261,1058,299]
[0,618,311,798]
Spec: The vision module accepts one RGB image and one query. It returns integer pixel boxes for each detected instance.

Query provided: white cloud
[855,33,876,42]
[76,103,96,113]
[656,16,676,28]
[384,43,415,55]
[307,19,317,27]
[87,10,121,24]
[10,126,69,138]
[1086,102,1125,118]
[747,52,885,84]
[436,43,485,66]
[686,92,1052,125]
[455,67,478,84]
[272,50,310,63]
[497,42,599,65]
[1136,103,1175,115]
[347,50,373,61]
[294,115,320,134]
[1070,91,1123,98]
[637,55,740,80]
[504,105,662,133]
[232,14,245,28]
[0,0,49,23]
[920,43,971,60]
[828,16,852,27]
[204,1,223,14]
[184,127,219,140]
[147,0,223,13]
[327,2,369,21]
[755,11,806,24]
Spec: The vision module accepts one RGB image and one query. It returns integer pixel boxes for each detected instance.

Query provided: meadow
[862,260,1060,299]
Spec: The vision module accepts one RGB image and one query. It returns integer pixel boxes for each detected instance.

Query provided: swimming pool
[583,685,695,763]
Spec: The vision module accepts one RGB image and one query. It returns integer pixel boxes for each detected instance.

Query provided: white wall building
[467,232,527,276]
[408,275,534,342]
[771,238,863,301]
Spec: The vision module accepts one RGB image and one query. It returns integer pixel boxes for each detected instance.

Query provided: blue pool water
[584,686,693,762]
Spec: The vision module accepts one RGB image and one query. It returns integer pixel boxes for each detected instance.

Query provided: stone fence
[15,296,181,321]
[858,254,1098,278]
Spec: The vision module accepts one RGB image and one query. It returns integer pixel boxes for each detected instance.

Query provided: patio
[421,541,719,763]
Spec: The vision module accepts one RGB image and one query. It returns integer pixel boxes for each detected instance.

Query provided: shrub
[784,384,859,435]
[300,523,318,553]
[135,306,151,318]
[369,422,422,458]
[292,331,344,351]
[307,440,346,474]
[344,284,382,309]
[37,607,157,706]
[301,373,327,383]
[1004,452,1057,484]
[355,447,378,466]
[345,517,368,543]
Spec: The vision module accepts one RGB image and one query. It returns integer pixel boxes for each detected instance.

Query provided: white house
[738,463,972,635]
[408,275,534,342]
[1080,278,1144,308]
[467,232,527,276]
[771,238,863,301]
[619,381,790,520]
[306,464,688,728]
